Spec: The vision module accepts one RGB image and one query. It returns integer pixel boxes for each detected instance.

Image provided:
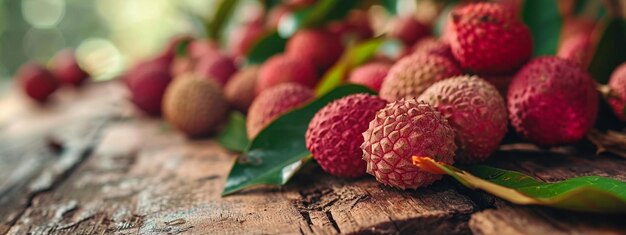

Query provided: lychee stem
[411,156,447,175]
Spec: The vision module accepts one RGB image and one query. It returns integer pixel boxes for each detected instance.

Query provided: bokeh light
[21,0,66,28]
[76,38,123,81]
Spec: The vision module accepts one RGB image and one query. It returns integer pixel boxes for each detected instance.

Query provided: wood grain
[2,82,626,234]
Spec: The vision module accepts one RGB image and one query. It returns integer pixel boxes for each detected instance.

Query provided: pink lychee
[306,94,387,178]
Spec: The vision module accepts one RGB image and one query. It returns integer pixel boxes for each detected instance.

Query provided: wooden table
[2,82,626,235]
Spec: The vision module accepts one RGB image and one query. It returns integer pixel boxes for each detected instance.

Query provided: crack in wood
[2,120,111,235]
[325,210,341,233]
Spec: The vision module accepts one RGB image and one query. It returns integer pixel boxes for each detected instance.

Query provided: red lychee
[247,83,314,139]
[17,62,59,103]
[256,54,317,94]
[361,98,456,189]
[380,53,461,102]
[419,76,507,163]
[187,39,219,60]
[225,66,259,112]
[194,53,238,86]
[51,49,89,86]
[450,2,532,74]
[129,63,172,116]
[286,29,343,70]
[327,10,374,42]
[508,56,598,146]
[410,37,454,60]
[306,94,387,178]
[125,56,172,89]
[388,16,431,46]
[347,62,391,92]
[230,21,265,58]
[608,62,626,121]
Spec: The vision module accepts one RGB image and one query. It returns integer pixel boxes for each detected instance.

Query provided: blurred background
[0,0,237,81]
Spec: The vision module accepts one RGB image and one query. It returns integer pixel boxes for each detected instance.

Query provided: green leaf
[315,38,385,96]
[206,0,241,40]
[223,84,375,196]
[278,0,360,37]
[379,0,397,15]
[522,0,562,56]
[588,19,626,84]
[413,157,626,213]
[246,31,288,64]
[217,112,249,152]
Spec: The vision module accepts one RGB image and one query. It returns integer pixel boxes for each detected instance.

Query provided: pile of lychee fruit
[14,1,626,191]
[15,49,89,103]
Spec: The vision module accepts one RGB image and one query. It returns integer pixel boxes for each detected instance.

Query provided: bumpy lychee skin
[508,57,598,146]
[194,53,238,86]
[286,29,343,70]
[361,98,456,189]
[247,83,314,139]
[51,49,89,86]
[419,76,507,163]
[129,64,171,116]
[348,63,391,92]
[225,66,259,112]
[608,63,626,121]
[306,94,387,178]
[256,54,317,94]
[450,2,532,74]
[17,62,60,103]
[163,74,228,137]
[380,53,461,102]
[388,16,431,46]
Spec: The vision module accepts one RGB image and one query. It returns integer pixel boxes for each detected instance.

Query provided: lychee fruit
[410,37,454,60]
[347,62,391,92]
[286,29,343,70]
[163,74,228,137]
[379,53,461,102]
[17,62,60,103]
[361,98,456,189]
[327,10,374,42]
[225,66,259,112]
[508,56,598,146]
[129,63,171,116]
[608,62,626,121]
[230,20,265,58]
[124,57,171,89]
[419,76,507,163]
[388,16,431,46]
[187,39,219,59]
[557,34,592,68]
[247,83,314,139]
[256,54,317,94]
[306,94,387,178]
[51,49,89,86]
[194,53,238,86]
[450,2,532,74]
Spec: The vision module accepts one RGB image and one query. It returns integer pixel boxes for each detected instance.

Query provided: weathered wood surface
[1,82,626,235]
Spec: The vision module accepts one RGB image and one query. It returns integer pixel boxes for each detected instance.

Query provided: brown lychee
[163,74,228,137]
